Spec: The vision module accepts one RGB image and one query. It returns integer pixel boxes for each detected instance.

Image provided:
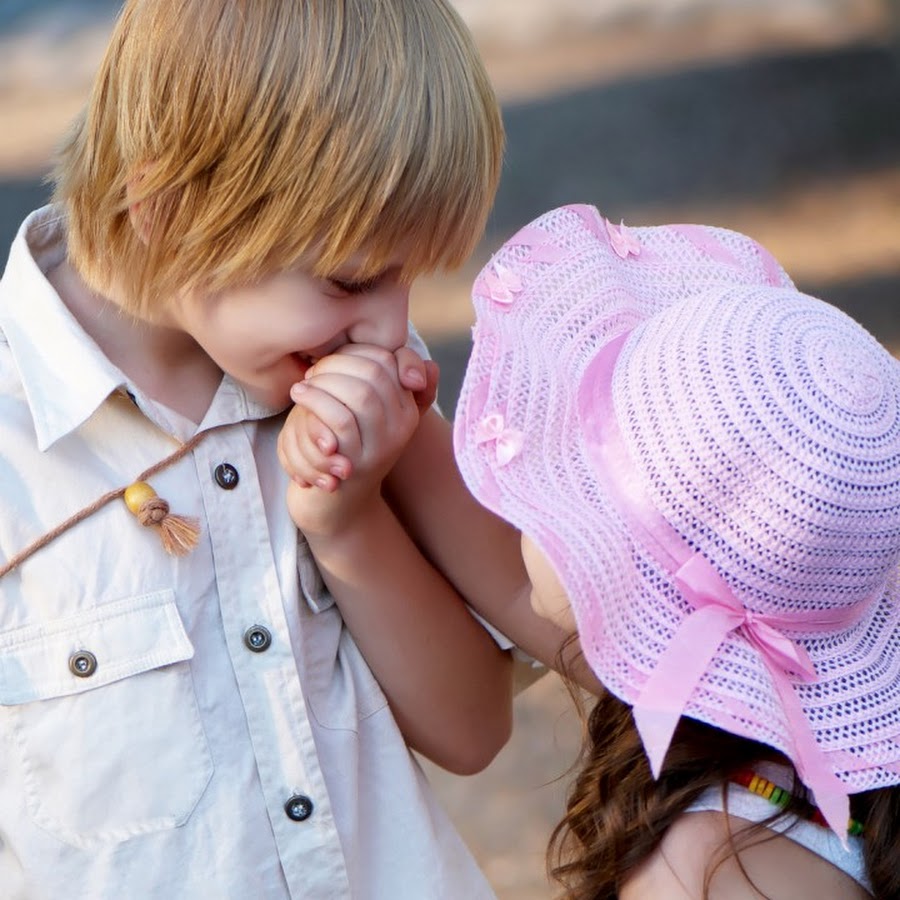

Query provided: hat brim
[454,204,900,792]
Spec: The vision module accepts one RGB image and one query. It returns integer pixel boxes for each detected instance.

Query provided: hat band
[577,329,856,841]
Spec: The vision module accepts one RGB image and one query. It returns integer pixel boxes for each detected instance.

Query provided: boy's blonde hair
[53,0,504,318]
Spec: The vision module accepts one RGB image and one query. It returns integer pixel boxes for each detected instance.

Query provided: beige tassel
[123,481,200,556]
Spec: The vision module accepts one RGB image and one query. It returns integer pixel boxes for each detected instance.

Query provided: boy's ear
[127,199,152,245]
[125,170,156,244]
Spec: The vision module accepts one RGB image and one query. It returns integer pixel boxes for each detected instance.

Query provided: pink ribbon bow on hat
[482,263,522,306]
[476,413,524,466]
[631,550,853,844]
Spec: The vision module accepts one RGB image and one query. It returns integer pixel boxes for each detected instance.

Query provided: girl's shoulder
[619,811,872,900]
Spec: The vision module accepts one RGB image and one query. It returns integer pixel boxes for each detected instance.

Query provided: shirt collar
[0,206,130,451]
[0,206,283,450]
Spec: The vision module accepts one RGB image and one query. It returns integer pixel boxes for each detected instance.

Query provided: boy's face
[170,255,411,410]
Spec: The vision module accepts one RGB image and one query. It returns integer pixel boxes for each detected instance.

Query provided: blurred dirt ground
[420,673,585,899]
[2,3,900,898]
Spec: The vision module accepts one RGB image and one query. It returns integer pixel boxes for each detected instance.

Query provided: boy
[0,1,534,896]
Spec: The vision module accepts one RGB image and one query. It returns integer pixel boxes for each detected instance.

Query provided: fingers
[415,359,440,412]
[279,393,357,491]
[316,344,423,397]
[277,421,337,490]
[309,342,437,411]
[394,345,428,393]
[390,345,439,413]
[308,344,406,386]
[303,348,417,424]
[296,405,338,457]
[281,343,425,493]
[290,381,365,458]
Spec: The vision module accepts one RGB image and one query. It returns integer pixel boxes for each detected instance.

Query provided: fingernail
[315,476,330,490]
[330,464,346,479]
[404,368,426,389]
[317,437,331,453]
[290,382,308,401]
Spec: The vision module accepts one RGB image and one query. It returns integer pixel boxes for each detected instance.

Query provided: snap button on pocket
[69,650,98,678]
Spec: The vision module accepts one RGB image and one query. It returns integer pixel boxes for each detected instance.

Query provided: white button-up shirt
[0,207,497,900]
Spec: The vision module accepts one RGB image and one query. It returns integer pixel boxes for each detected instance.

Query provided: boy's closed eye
[326,261,405,297]
[328,275,382,296]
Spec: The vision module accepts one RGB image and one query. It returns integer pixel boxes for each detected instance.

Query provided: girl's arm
[385,408,601,692]
[280,347,513,774]
[297,484,513,773]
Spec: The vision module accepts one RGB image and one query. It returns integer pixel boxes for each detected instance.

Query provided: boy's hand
[277,344,429,536]
[283,346,439,492]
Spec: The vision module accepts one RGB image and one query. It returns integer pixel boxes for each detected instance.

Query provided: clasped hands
[277,344,438,537]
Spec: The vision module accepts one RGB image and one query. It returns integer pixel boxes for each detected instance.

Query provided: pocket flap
[0,590,193,704]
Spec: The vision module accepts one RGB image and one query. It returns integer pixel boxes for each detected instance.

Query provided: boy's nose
[350,285,410,351]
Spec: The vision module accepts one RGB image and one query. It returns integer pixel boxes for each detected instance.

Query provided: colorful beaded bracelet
[732,770,864,837]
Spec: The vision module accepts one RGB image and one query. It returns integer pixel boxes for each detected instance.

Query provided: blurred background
[2,1,899,897]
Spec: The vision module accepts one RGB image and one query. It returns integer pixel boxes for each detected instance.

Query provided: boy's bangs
[219,1,503,287]
[177,91,500,299]
[270,136,500,286]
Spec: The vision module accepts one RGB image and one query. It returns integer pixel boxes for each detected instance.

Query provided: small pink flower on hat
[482,262,522,306]
[605,218,642,259]
[475,412,523,466]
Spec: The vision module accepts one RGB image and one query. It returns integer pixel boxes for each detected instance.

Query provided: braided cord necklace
[0,427,215,580]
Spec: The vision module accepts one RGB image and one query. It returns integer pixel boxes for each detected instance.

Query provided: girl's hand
[283,346,439,492]
[277,344,431,536]
[396,345,440,413]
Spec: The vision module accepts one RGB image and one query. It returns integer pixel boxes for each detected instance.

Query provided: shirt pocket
[297,540,389,730]
[0,589,213,850]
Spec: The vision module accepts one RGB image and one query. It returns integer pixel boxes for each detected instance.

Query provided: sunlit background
[2,2,899,896]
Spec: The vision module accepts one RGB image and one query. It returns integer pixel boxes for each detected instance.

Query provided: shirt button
[243,625,272,653]
[69,650,98,678]
[284,794,314,822]
[214,463,239,490]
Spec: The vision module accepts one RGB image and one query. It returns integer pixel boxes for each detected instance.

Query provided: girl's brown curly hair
[548,687,900,899]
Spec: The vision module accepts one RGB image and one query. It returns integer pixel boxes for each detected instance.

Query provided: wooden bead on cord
[123,481,200,556]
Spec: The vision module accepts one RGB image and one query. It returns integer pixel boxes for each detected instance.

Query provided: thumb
[413,359,440,413]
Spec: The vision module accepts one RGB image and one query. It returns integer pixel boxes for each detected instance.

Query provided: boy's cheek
[239,374,295,411]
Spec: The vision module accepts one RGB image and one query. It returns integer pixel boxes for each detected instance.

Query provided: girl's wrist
[301,491,389,553]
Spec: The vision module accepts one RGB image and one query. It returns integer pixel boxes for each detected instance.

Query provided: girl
[452,204,900,898]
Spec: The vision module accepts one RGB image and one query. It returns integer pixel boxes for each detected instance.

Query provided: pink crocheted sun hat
[453,204,900,834]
